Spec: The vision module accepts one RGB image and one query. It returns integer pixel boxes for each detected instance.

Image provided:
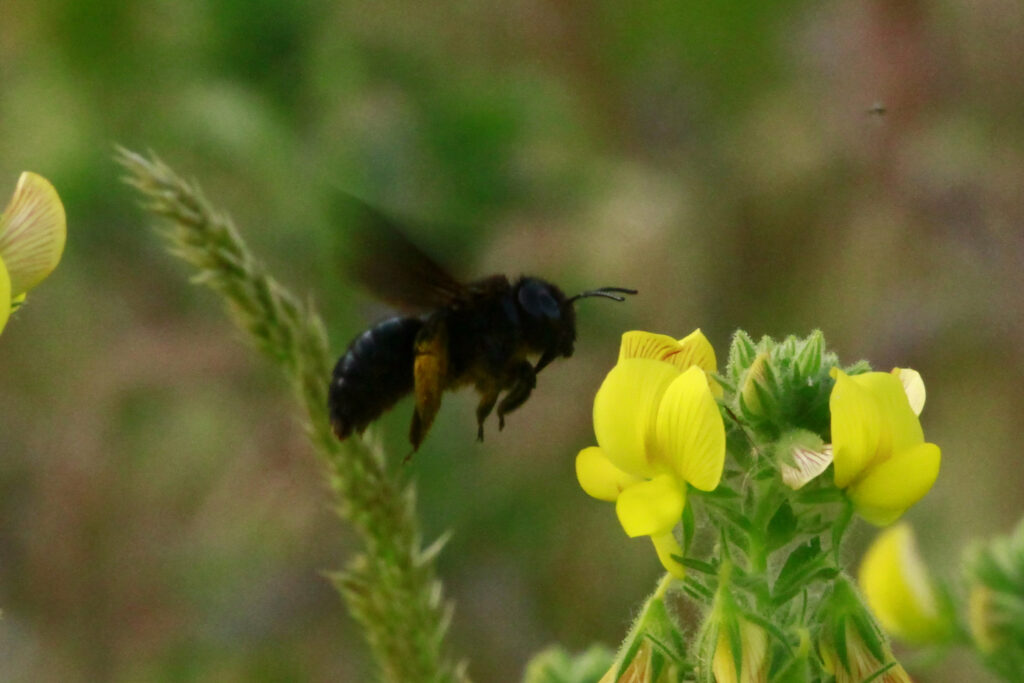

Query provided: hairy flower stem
[117,148,463,683]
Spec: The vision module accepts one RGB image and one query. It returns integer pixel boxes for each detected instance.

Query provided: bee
[328,198,636,453]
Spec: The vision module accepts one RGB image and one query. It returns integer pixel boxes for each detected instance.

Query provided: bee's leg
[496,360,537,431]
[474,382,500,442]
[410,318,449,451]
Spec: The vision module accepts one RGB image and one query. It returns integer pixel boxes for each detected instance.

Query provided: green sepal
[831,499,854,562]
[862,662,898,683]
[727,616,743,680]
[682,498,696,553]
[851,610,887,670]
[833,613,850,671]
[795,329,825,377]
[682,557,718,576]
[794,487,845,504]
[726,329,757,384]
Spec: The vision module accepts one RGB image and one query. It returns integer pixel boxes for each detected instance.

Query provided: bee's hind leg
[474,383,500,442]
[496,361,537,431]
[410,318,448,452]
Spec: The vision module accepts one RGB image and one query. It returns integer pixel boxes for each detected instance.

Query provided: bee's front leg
[496,360,537,431]
[474,382,500,442]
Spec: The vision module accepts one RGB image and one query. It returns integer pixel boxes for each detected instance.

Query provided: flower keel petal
[847,442,940,525]
[650,531,686,579]
[615,475,685,538]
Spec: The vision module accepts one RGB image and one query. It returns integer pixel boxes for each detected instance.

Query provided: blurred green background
[2,0,1022,680]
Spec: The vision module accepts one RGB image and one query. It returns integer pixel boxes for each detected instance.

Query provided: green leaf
[681,557,719,575]
[766,501,798,553]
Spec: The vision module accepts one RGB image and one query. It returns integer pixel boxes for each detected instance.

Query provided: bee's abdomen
[329,316,423,440]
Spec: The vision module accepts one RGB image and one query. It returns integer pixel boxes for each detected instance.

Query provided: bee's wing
[337,194,470,310]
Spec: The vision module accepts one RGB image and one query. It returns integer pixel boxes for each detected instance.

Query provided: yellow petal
[851,371,924,455]
[892,367,926,416]
[594,359,680,478]
[654,366,726,491]
[615,474,685,537]
[847,442,941,525]
[859,524,945,643]
[0,172,66,295]
[619,330,686,363]
[830,369,883,488]
[676,328,717,374]
[576,446,643,502]
[0,256,10,335]
[651,531,686,579]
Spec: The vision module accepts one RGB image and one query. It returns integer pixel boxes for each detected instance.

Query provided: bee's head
[514,277,637,372]
[514,277,575,358]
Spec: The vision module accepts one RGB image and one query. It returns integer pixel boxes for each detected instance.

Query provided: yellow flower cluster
[576,330,726,578]
[0,172,66,334]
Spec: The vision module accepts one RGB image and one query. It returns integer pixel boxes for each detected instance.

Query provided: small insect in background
[328,197,637,454]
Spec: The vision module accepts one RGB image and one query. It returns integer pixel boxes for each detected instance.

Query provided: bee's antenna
[567,287,638,305]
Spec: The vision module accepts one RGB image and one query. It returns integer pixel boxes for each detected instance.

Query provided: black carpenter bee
[328,198,636,453]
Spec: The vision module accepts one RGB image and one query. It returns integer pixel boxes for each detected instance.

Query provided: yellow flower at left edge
[0,172,67,335]
[576,330,726,578]
[829,368,940,525]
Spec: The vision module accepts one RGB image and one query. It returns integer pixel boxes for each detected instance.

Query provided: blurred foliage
[1,0,1022,681]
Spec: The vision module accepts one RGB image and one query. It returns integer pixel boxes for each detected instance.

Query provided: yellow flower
[0,172,66,334]
[859,524,949,643]
[712,618,769,683]
[819,622,911,683]
[577,330,725,578]
[829,368,940,525]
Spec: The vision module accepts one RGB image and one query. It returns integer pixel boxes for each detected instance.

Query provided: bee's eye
[518,280,561,319]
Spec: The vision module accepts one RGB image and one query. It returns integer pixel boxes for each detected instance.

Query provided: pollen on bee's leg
[331,420,350,440]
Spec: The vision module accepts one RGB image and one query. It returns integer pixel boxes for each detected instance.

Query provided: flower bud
[711,618,769,683]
